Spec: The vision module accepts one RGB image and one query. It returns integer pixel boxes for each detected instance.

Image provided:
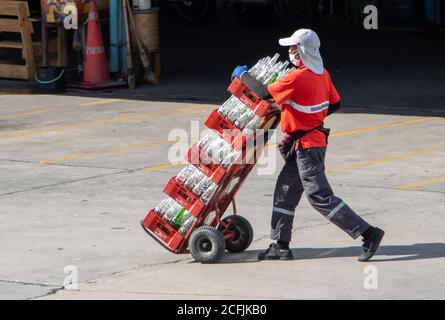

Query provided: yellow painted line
[27,112,440,169]
[143,144,445,174]
[79,99,124,107]
[40,152,98,164]
[174,105,211,112]
[326,145,445,174]
[398,176,445,190]
[0,108,53,120]
[330,117,440,138]
[39,139,172,164]
[266,117,441,148]
[142,162,181,171]
[0,99,122,120]
[140,117,443,173]
[0,105,212,140]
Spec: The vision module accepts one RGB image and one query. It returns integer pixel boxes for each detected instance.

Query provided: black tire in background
[219,215,253,253]
[189,226,226,263]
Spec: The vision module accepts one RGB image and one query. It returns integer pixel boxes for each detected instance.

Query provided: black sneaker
[358,228,385,262]
[257,243,293,261]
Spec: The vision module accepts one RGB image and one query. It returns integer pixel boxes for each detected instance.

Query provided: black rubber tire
[219,215,253,253]
[189,226,226,264]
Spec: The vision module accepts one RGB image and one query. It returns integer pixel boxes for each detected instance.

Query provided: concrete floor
[0,92,444,300]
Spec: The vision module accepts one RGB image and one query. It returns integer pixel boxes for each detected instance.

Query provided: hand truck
[141,77,280,263]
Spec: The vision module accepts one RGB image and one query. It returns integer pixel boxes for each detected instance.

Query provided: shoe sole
[257,255,293,261]
[358,229,385,262]
[258,257,279,261]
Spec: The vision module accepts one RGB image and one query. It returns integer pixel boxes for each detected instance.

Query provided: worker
[231,29,385,262]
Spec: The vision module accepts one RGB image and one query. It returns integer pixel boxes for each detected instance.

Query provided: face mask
[289,53,300,67]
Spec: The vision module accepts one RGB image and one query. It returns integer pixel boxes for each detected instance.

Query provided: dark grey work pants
[271,146,370,242]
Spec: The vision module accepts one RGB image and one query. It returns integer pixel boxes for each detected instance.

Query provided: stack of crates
[141,57,290,254]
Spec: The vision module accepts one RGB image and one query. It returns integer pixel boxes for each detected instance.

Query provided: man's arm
[240,70,340,115]
[243,71,341,115]
[327,100,341,116]
[327,72,341,116]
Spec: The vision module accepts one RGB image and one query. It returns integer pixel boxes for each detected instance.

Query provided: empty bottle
[201,183,218,202]
[242,115,265,136]
[226,101,248,123]
[235,107,256,130]
[184,167,205,191]
[178,214,196,236]
[177,164,219,201]
[173,207,197,230]
[198,131,219,151]
[176,164,196,184]
[192,174,213,196]
[207,136,233,165]
[218,96,240,118]
[155,197,184,223]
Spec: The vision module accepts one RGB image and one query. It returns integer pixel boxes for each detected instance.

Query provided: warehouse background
[157,0,445,110]
[0,0,444,110]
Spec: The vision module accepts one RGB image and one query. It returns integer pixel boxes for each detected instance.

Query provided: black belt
[281,124,331,162]
[289,124,329,142]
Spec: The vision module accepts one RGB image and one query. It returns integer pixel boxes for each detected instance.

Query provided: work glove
[231,65,248,81]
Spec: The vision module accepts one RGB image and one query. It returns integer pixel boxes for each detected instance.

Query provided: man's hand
[265,103,280,117]
[231,65,248,81]
[277,134,294,160]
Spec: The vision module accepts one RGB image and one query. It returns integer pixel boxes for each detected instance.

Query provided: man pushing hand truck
[232,29,385,262]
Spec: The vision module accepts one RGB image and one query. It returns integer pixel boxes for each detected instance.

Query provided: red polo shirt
[268,66,340,149]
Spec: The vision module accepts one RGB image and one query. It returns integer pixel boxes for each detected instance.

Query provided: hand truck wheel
[219,215,253,253]
[188,226,226,264]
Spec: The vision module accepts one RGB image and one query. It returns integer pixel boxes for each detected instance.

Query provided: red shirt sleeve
[329,75,341,104]
[267,71,299,105]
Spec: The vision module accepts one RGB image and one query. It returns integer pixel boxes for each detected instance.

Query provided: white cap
[279,29,324,75]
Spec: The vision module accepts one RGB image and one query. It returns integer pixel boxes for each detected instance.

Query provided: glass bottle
[155,197,183,223]
[176,164,195,184]
[184,167,205,191]
[178,215,196,236]
[235,107,255,130]
[201,183,218,202]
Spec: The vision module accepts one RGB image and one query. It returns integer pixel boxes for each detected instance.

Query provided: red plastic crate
[186,144,227,184]
[141,210,184,252]
[163,177,206,217]
[204,109,248,150]
[228,77,272,117]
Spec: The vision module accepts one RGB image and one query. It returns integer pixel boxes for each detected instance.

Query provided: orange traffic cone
[81,0,111,86]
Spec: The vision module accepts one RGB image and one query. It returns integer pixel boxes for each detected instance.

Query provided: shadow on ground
[212,243,445,264]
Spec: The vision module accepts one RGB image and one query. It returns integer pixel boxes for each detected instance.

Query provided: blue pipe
[120,0,128,74]
[425,0,441,24]
[109,0,119,73]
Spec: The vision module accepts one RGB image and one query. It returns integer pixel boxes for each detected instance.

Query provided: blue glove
[231,65,248,80]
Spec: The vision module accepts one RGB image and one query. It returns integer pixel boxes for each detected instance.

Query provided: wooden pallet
[0,1,36,80]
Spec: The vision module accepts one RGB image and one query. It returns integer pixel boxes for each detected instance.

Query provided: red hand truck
[140,77,281,263]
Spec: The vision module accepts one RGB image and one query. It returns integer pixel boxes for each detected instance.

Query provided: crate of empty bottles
[228,54,291,117]
[141,210,187,252]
